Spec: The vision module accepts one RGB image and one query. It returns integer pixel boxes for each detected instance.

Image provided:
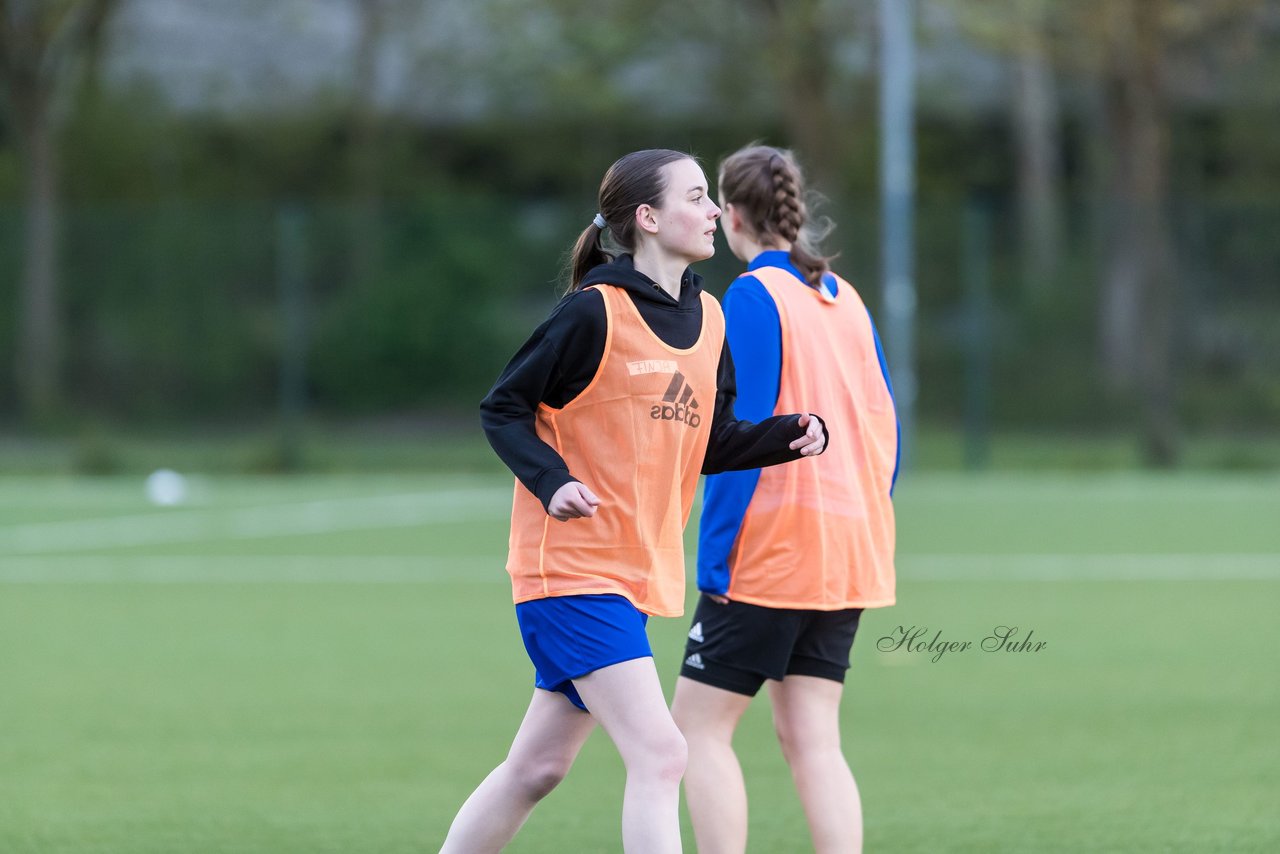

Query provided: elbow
[479,388,498,420]
[480,391,527,429]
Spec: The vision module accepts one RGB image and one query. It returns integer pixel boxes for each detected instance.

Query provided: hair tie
[592,213,607,230]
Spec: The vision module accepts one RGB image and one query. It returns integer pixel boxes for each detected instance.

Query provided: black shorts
[679,593,863,696]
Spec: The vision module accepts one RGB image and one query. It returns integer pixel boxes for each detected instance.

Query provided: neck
[632,245,687,300]
[738,237,790,264]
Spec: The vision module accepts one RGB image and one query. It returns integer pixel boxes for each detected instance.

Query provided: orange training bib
[726,267,897,610]
[506,285,724,617]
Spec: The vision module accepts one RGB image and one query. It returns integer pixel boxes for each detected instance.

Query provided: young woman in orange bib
[439,149,828,854]
[671,144,899,854]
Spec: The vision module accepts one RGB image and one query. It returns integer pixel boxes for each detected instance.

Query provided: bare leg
[440,688,596,853]
[768,675,862,854]
[574,657,688,854]
[670,675,754,854]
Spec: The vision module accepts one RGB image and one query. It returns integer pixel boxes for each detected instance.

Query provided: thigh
[572,657,680,761]
[670,675,754,735]
[767,675,846,750]
[505,687,598,769]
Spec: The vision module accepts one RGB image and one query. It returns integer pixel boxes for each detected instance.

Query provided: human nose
[709,202,721,220]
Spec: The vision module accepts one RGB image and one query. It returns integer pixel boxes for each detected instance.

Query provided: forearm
[480,417,575,509]
[702,411,808,473]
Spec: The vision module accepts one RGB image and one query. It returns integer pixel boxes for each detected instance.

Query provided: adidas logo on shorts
[684,653,705,670]
[688,622,704,643]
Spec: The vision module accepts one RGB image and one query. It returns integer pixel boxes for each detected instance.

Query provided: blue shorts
[514,594,652,712]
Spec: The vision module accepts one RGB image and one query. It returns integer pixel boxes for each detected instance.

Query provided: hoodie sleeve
[699,334,828,475]
[479,289,606,511]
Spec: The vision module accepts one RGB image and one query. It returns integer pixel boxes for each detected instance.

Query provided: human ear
[634,204,660,236]
[723,203,743,237]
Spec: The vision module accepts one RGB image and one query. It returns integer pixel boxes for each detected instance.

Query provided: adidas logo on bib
[651,371,701,428]
[688,622,704,643]
[684,653,705,670]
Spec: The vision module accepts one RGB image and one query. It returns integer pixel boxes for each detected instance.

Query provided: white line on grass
[903,553,1280,580]
[0,488,512,554]
[0,555,504,583]
[892,473,1280,501]
[0,553,1276,583]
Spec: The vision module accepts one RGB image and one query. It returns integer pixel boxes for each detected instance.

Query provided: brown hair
[567,148,694,292]
[717,144,832,289]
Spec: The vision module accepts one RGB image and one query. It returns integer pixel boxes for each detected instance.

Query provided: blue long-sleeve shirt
[695,251,899,596]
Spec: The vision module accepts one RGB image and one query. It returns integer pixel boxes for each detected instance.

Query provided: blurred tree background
[0,0,1277,469]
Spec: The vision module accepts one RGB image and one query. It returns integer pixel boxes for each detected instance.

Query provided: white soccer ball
[145,469,188,507]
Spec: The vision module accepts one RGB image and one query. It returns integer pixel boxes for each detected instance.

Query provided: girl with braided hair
[671,144,899,854]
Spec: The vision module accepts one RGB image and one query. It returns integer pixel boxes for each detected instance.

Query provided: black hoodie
[480,256,825,510]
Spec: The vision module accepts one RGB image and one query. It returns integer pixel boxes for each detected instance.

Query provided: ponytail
[567,219,611,293]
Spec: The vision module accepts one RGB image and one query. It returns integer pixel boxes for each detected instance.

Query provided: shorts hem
[785,656,848,683]
[533,685,592,712]
[558,650,653,687]
[679,663,767,697]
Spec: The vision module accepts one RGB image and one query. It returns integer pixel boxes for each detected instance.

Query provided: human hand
[790,413,826,456]
[547,481,601,521]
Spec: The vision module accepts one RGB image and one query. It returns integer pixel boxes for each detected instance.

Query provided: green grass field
[2,471,1278,852]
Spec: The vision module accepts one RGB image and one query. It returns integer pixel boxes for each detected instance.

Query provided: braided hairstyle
[717,144,833,289]
[566,149,695,293]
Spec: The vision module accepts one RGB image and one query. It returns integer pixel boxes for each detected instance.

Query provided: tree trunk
[1099,73,1141,395]
[2,0,120,426]
[1101,0,1179,466]
[756,0,843,194]
[348,0,387,289]
[1011,8,1063,301]
[16,99,62,425]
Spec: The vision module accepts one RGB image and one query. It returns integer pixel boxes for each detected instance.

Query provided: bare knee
[657,730,689,783]
[505,754,573,802]
[624,728,687,784]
